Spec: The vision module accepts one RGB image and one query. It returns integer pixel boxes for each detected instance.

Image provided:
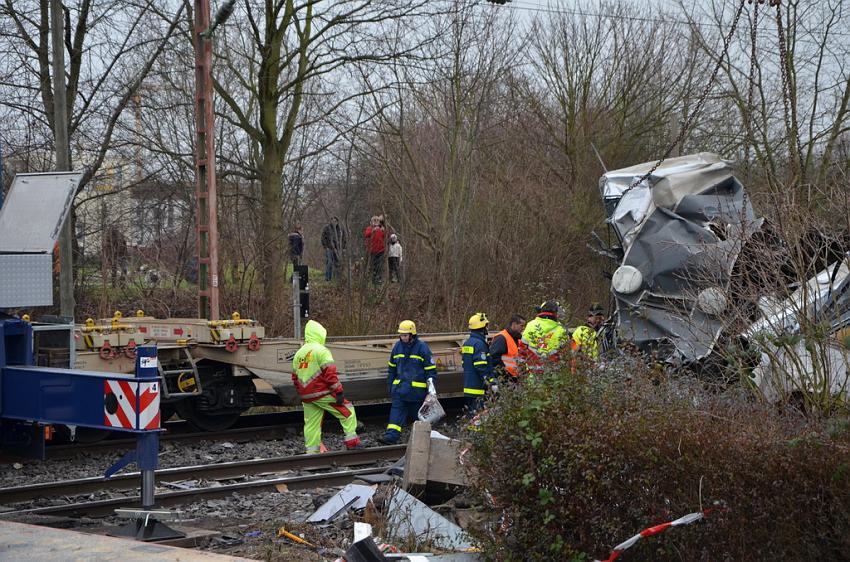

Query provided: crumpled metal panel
[306,483,376,523]
[745,259,850,340]
[752,340,850,403]
[386,486,475,551]
[744,257,850,401]
[602,154,761,363]
[616,297,720,362]
[0,171,82,253]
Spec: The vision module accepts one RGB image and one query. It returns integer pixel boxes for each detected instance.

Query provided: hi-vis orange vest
[497,329,519,378]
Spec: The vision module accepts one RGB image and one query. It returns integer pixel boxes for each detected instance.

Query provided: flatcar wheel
[175,401,242,432]
[160,404,177,423]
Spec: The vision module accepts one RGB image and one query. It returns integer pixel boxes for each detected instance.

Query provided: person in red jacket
[363,215,387,284]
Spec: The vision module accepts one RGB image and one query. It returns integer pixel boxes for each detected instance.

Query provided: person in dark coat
[490,315,527,382]
[288,225,304,277]
[321,217,346,281]
[462,313,494,413]
[378,319,437,444]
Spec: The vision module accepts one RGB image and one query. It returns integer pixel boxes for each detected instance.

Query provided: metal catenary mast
[192,0,230,320]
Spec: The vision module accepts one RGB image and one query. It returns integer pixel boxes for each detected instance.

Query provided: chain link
[743,0,759,176]
[619,0,748,196]
[773,1,800,177]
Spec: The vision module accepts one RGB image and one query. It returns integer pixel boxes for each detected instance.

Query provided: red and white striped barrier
[103,379,161,430]
[596,509,717,562]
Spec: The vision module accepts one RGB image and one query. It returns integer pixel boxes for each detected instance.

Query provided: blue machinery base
[0,318,184,541]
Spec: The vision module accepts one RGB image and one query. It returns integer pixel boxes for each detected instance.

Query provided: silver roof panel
[0,171,82,253]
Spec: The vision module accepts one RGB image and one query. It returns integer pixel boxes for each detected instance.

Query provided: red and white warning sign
[103,379,160,430]
[137,381,161,430]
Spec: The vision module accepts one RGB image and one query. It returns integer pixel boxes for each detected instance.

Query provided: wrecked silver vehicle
[600,153,763,364]
[744,259,850,402]
[598,152,850,401]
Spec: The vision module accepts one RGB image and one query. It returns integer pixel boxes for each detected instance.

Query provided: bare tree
[0,0,184,186]
[0,0,185,314]
[688,0,850,193]
[209,0,429,320]
[353,0,519,320]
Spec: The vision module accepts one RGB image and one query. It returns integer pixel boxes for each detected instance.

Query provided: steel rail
[40,398,462,459]
[0,445,405,505]
[1,466,387,519]
[41,404,400,459]
[44,423,296,459]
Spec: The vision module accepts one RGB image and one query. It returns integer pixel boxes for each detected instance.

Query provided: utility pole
[193,0,235,321]
[51,0,74,319]
[193,0,219,320]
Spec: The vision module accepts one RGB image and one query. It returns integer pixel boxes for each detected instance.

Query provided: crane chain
[743,0,759,176]
[619,0,748,196]
[773,1,800,177]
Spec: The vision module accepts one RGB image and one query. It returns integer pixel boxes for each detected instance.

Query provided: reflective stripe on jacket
[462,331,492,396]
[387,337,436,401]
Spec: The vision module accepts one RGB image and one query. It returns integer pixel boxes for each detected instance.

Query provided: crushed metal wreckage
[600,152,763,364]
[744,259,850,401]
[597,152,850,397]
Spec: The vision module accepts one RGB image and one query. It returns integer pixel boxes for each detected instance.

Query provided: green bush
[466,357,850,561]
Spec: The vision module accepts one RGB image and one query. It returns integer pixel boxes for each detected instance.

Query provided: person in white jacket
[387,233,403,283]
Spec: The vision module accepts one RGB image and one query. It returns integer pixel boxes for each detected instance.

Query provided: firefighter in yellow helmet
[462,312,494,413]
[378,319,437,444]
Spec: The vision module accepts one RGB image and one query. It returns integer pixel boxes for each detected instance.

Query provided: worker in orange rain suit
[519,300,568,375]
[292,320,362,453]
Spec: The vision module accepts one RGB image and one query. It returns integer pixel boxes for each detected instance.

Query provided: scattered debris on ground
[182,420,485,561]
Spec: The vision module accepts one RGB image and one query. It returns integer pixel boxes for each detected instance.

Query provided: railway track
[43,410,322,459]
[45,423,297,459]
[0,445,405,518]
[42,398,463,459]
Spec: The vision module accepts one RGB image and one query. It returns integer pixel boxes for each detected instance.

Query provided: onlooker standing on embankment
[288,224,304,278]
[363,215,386,284]
[322,216,346,281]
[387,233,403,283]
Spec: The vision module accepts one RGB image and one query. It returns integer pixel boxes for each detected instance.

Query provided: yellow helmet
[398,320,417,335]
[468,312,489,330]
